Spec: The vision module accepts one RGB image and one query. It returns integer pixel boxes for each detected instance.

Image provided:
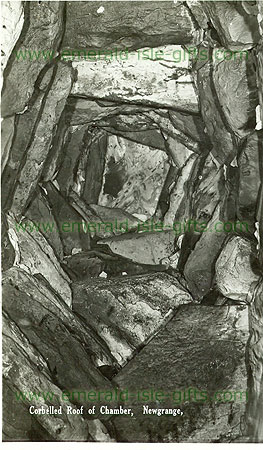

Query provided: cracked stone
[2,312,96,441]
[184,205,228,300]
[44,181,90,256]
[197,61,236,165]
[25,186,64,261]
[247,278,263,441]
[2,267,118,388]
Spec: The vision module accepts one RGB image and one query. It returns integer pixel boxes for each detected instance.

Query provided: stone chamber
[1,0,263,443]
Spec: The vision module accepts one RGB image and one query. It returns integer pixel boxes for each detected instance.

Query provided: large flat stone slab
[71,46,198,111]
[113,305,249,442]
[62,1,198,51]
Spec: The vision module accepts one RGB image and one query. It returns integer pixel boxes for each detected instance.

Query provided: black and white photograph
[1,0,263,444]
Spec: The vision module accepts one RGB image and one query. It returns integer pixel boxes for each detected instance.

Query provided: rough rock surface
[10,63,74,216]
[7,214,72,307]
[2,267,117,384]
[193,153,224,223]
[197,61,236,165]
[72,272,194,365]
[81,130,108,204]
[215,236,260,302]
[247,279,263,441]
[44,182,91,256]
[97,135,170,218]
[212,50,258,137]
[2,1,64,117]
[1,1,24,79]
[237,132,262,223]
[25,187,64,261]
[3,312,113,441]
[3,312,89,441]
[184,206,228,300]
[113,305,249,442]
[163,154,198,225]
[71,47,199,111]
[55,125,88,197]
[2,75,53,212]
[1,116,15,175]
[98,231,176,265]
[63,1,199,51]
[202,1,260,50]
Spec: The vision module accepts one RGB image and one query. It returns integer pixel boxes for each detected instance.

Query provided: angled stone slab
[197,61,236,165]
[45,182,91,256]
[247,279,263,442]
[212,50,258,138]
[2,2,64,116]
[3,312,114,441]
[2,313,90,441]
[113,304,249,442]
[72,272,194,366]
[202,1,260,51]
[10,62,74,217]
[237,132,262,225]
[184,205,228,300]
[25,187,64,261]
[2,267,117,391]
[7,214,72,307]
[98,230,176,266]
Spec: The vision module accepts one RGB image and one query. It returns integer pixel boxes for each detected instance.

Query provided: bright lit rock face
[1,1,24,80]
[71,46,199,111]
[1,0,262,444]
[97,135,170,218]
[2,1,65,117]
[215,236,260,302]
